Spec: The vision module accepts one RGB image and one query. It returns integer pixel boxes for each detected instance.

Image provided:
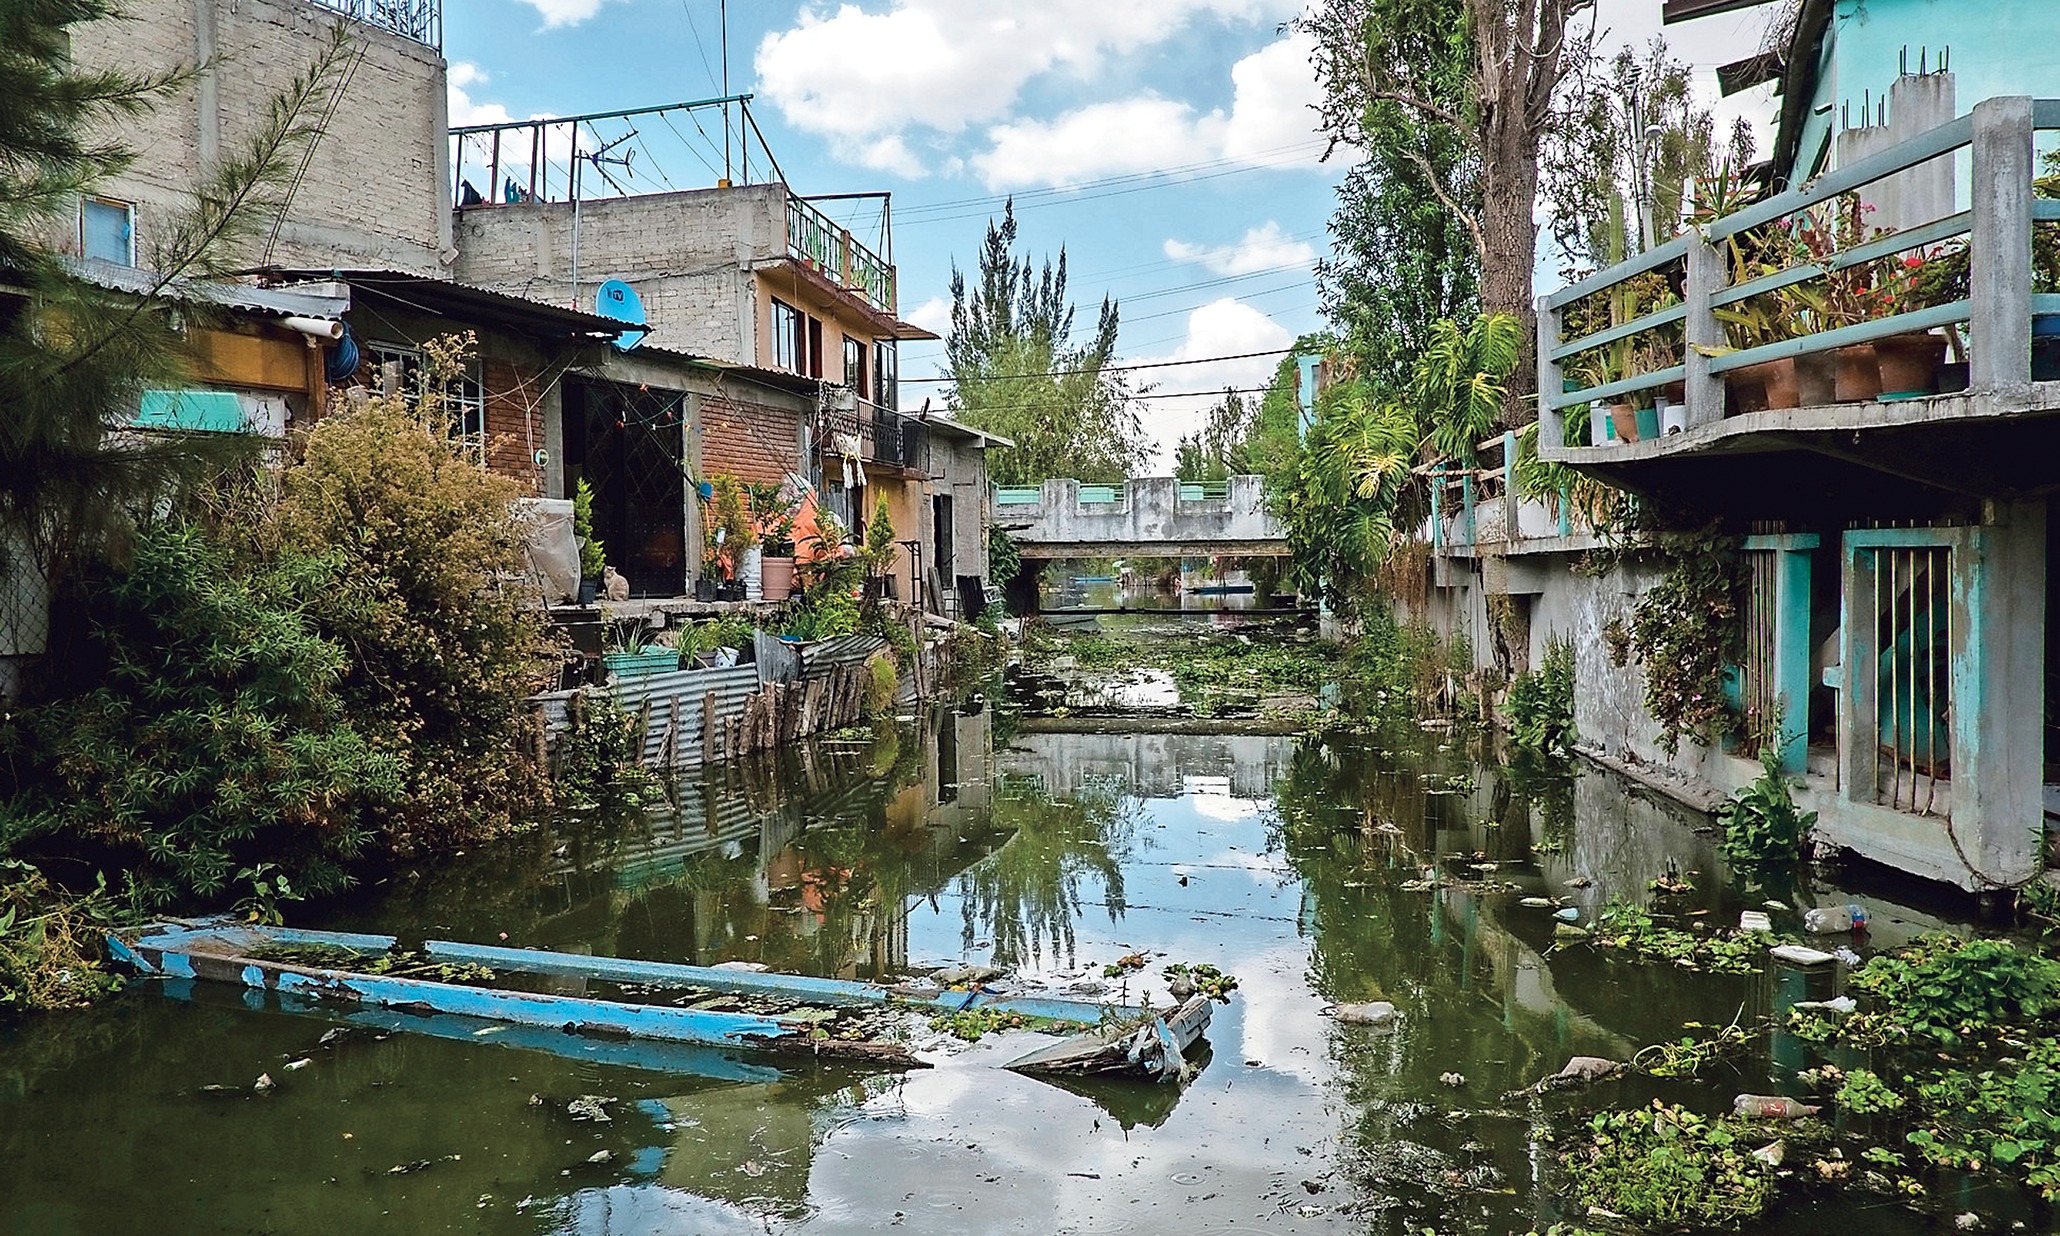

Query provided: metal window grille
[303,0,441,48]
[1742,547,1780,757]
[1869,543,1954,816]
[364,341,485,466]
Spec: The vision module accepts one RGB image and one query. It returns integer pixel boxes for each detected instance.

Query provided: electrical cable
[900,347,1292,384]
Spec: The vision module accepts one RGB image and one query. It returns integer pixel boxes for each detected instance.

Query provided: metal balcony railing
[819,401,920,469]
[786,196,895,316]
[307,0,440,47]
[1539,96,2059,463]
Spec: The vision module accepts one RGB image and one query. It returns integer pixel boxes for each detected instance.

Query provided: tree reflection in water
[955,774,1142,970]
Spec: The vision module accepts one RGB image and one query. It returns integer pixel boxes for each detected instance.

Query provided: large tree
[1303,0,1595,407]
[944,201,1146,486]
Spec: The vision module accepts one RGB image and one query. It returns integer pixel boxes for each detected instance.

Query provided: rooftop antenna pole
[720,0,732,184]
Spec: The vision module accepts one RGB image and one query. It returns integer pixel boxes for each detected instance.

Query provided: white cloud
[447,62,512,127]
[1164,221,1315,277]
[906,295,952,338]
[854,134,926,179]
[511,0,610,27]
[969,33,1328,190]
[1131,297,1294,470]
[755,0,1305,174]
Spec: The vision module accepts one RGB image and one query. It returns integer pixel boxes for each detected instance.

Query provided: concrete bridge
[994,476,1287,559]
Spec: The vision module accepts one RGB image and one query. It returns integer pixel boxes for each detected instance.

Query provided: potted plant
[602,628,679,680]
[572,478,605,605]
[1794,198,1884,403]
[755,486,799,602]
[708,474,756,602]
[695,554,720,602]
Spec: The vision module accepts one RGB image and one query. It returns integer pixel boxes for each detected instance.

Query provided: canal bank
[0,619,2048,1233]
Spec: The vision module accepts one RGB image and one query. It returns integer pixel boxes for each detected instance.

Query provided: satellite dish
[594,278,649,352]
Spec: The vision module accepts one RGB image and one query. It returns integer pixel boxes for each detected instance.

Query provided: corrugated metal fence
[533,634,892,774]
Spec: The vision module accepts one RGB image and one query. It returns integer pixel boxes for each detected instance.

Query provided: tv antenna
[582,129,638,196]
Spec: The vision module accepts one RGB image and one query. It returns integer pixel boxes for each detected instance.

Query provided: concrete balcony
[1539,96,2060,507]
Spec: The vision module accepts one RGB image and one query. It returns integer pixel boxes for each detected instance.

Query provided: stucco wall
[67,0,448,274]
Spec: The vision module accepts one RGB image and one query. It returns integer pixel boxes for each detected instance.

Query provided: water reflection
[0,705,1991,1235]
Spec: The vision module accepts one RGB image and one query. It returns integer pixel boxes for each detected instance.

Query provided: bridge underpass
[994,476,1288,560]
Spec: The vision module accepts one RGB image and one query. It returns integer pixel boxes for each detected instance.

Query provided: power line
[894,140,1329,219]
[902,347,1292,384]
[938,383,1280,417]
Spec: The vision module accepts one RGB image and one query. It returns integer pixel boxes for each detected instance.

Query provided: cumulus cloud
[1163,221,1315,277]
[755,0,1304,176]
[510,0,610,27]
[905,295,952,337]
[1130,297,1294,470]
[447,62,512,128]
[969,33,1327,190]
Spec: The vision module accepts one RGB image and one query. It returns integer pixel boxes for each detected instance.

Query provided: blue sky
[442,0,1768,466]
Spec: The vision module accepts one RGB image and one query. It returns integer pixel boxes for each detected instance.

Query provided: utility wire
[902,347,1292,384]
[892,140,1329,220]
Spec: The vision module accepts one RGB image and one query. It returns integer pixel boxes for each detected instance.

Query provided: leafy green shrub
[572,478,605,579]
[986,524,1022,590]
[1716,750,1816,867]
[275,350,557,855]
[864,652,899,717]
[1506,637,1576,755]
[0,862,125,1013]
[0,523,400,905]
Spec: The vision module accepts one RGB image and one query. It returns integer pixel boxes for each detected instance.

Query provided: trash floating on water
[1553,906,1581,923]
[1327,1001,1398,1027]
[1738,911,1773,933]
[1733,1094,1820,1120]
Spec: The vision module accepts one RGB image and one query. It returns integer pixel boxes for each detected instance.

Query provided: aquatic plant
[0,862,125,1013]
[1846,934,2060,1047]
[1631,1016,1755,1078]
[1834,1068,1906,1115]
[1582,902,1766,974]
[1555,1101,1778,1227]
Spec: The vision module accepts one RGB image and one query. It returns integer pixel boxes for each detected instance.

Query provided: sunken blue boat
[108,920,1213,1080]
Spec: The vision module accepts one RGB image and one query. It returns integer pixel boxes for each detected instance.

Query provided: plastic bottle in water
[1802,904,1868,934]
[1734,1094,1821,1119]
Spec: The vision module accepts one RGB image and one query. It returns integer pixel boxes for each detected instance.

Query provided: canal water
[0,695,1991,1233]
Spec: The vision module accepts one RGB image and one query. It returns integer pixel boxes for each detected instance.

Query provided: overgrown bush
[864,651,899,717]
[551,688,653,814]
[0,523,401,906]
[273,343,557,853]
[1506,637,1576,755]
[1630,525,1743,753]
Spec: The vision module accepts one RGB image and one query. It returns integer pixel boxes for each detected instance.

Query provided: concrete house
[1419,0,2060,899]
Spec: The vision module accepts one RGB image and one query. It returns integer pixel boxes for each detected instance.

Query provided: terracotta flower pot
[1733,357,1799,410]
[1796,351,1838,406]
[1874,332,1948,397]
[1608,403,1640,443]
[760,555,795,601]
[1831,343,1882,402]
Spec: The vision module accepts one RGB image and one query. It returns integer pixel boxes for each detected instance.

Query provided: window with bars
[363,340,486,463]
[81,196,134,265]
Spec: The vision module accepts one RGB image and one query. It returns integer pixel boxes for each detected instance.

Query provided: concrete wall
[1006,475,1287,558]
[451,185,786,359]
[67,0,449,275]
[925,430,991,584]
[1417,498,2049,893]
[1794,0,2060,183]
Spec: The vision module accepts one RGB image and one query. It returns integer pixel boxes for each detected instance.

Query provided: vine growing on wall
[1630,524,1744,755]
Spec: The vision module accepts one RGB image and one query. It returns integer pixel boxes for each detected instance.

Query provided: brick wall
[482,356,547,494]
[66,0,447,274]
[698,394,802,489]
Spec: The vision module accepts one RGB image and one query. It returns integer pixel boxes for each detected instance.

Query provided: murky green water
[0,698,2000,1233]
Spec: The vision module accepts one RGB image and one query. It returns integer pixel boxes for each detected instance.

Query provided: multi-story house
[1421,0,2060,899]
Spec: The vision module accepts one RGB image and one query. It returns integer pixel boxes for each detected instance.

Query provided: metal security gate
[1743,547,1780,758]
[1872,544,1952,815]
[566,379,686,597]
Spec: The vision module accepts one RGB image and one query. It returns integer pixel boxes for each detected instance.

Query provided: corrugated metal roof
[269,268,626,339]
[66,259,349,320]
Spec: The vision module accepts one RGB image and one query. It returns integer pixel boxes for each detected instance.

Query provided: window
[770,299,802,371]
[364,340,486,462]
[806,316,824,379]
[843,336,867,394]
[81,196,134,265]
[874,339,899,409]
